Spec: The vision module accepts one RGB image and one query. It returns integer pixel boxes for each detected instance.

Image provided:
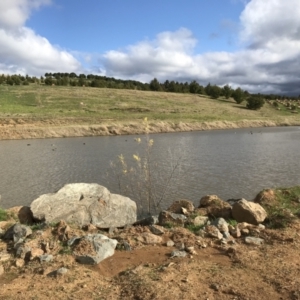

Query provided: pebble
[56,267,68,276]
[170,250,187,258]
[245,236,264,246]
[0,252,11,262]
[166,240,175,247]
[39,254,54,263]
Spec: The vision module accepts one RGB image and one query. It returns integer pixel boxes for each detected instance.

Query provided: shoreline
[1,119,299,140]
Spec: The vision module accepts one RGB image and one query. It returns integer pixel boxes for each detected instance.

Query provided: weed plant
[108,118,182,216]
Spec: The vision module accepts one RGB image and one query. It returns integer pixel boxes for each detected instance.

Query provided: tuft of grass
[59,244,73,255]
[186,224,205,233]
[227,219,238,227]
[263,186,300,229]
[30,223,45,231]
[0,207,8,221]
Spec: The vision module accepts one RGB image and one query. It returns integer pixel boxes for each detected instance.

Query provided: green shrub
[246,97,265,110]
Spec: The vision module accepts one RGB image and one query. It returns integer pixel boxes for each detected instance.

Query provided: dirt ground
[0,220,300,300]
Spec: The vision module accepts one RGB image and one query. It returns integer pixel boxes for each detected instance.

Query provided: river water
[0,126,300,213]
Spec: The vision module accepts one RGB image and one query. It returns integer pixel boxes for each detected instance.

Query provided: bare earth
[0,117,298,140]
[0,220,300,300]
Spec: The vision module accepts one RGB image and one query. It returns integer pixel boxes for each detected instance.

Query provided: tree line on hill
[1,73,299,110]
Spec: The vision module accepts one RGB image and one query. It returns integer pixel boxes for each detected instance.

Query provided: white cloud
[101,0,300,95]
[0,0,81,76]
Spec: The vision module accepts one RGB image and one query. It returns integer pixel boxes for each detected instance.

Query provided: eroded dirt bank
[1,118,299,140]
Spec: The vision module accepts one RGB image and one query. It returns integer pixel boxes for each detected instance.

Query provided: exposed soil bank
[1,119,299,140]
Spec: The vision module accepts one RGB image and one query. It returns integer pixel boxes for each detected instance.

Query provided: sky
[0,0,300,95]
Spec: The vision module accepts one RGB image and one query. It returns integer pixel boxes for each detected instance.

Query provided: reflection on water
[0,127,300,212]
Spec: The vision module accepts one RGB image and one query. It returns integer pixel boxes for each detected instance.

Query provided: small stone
[193,216,209,227]
[176,242,185,251]
[245,236,264,246]
[258,224,265,230]
[212,218,229,233]
[56,267,68,276]
[241,228,249,235]
[166,240,175,247]
[30,248,44,260]
[237,222,254,230]
[205,225,223,239]
[210,283,220,291]
[186,246,196,255]
[196,229,206,238]
[170,250,187,258]
[149,225,165,235]
[141,232,162,245]
[15,259,25,268]
[39,254,53,263]
[229,226,241,238]
[0,252,11,262]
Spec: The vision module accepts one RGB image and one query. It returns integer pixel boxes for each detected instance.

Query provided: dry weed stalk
[108,118,182,215]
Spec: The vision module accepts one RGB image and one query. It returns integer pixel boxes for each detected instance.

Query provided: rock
[119,240,131,251]
[167,199,195,214]
[245,236,264,246]
[192,216,209,227]
[229,226,241,238]
[158,211,187,226]
[30,248,44,260]
[134,215,159,226]
[47,267,68,277]
[141,232,162,245]
[186,246,196,255]
[56,267,68,275]
[199,195,232,219]
[211,218,229,233]
[237,222,254,230]
[232,199,267,225]
[72,234,118,265]
[0,252,11,262]
[56,220,71,242]
[0,221,11,230]
[30,183,137,228]
[253,189,276,207]
[0,265,4,276]
[205,225,223,239]
[15,259,25,268]
[39,254,53,263]
[7,206,34,224]
[3,224,32,244]
[166,240,175,247]
[170,250,187,258]
[15,244,31,259]
[149,225,165,235]
[241,228,250,235]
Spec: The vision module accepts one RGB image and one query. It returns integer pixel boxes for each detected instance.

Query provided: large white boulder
[30,183,137,228]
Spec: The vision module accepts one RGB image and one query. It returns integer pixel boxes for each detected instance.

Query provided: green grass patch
[0,207,8,221]
[0,85,298,125]
[186,224,205,233]
[264,186,300,228]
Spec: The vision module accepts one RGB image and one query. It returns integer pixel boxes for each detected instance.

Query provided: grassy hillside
[0,85,299,139]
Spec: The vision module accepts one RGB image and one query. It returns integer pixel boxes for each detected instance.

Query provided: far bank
[1,119,300,140]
